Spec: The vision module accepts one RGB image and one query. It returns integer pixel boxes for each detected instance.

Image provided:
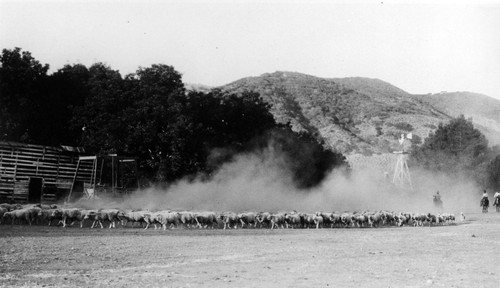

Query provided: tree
[72,63,129,152]
[257,128,349,189]
[0,47,49,141]
[72,64,190,182]
[410,115,490,183]
[123,64,188,181]
[29,64,91,145]
[185,89,278,176]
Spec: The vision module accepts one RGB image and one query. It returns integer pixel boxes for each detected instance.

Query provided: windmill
[392,133,413,190]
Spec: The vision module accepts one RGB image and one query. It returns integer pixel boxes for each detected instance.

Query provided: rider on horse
[433,191,443,210]
[494,191,500,212]
[480,190,489,213]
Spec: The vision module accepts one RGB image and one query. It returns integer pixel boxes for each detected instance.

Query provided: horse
[493,197,500,213]
[480,197,489,213]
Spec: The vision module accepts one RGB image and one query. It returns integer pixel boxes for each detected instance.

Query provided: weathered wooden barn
[0,141,93,203]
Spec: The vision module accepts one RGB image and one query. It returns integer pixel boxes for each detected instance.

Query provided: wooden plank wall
[0,142,93,203]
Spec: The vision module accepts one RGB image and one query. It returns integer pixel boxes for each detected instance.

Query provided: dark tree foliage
[33,64,90,145]
[186,89,278,176]
[123,64,188,181]
[71,64,185,181]
[0,47,49,141]
[247,128,349,189]
[187,90,275,147]
[0,48,90,145]
[72,63,129,152]
[410,115,490,182]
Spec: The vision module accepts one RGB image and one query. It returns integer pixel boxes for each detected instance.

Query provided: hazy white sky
[1,0,499,99]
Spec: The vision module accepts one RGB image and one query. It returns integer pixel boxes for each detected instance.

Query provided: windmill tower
[392,133,413,190]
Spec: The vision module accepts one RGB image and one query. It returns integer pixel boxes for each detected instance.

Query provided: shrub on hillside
[424,123,437,129]
[385,129,405,140]
[410,134,422,145]
[386,122,414,132]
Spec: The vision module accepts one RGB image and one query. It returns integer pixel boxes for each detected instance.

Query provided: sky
[1,0,499,99]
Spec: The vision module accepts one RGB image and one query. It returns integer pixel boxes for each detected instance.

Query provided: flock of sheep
[0,203,457,230]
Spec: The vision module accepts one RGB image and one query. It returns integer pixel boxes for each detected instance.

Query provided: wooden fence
[0,141,93,203]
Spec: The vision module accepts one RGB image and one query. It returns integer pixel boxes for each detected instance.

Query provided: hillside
[221,71,453,155]
[416,92,500,146]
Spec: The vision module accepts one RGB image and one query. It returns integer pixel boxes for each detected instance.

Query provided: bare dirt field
[0,213,499,288]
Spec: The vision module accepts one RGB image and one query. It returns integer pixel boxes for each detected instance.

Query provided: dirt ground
[0,213,499,288]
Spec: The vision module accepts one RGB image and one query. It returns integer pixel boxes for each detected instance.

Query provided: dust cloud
[78,147,482,215]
